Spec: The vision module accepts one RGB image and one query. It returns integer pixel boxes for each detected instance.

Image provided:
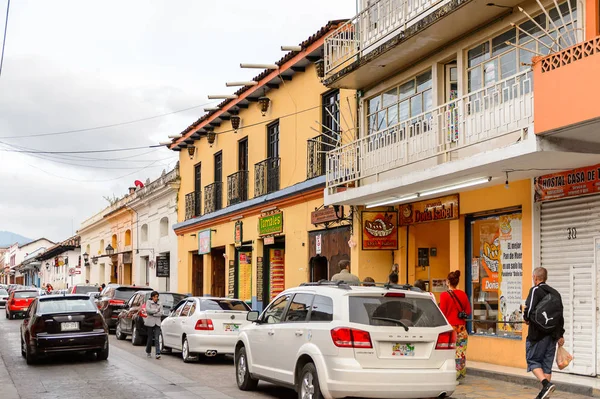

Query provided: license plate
[223,323,240,332]
[392,343,415,357]
[61,322,79,332]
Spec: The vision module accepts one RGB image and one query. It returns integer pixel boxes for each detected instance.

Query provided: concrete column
[224,244,236,296]
[449,217,465,290]
[203,252,212,296]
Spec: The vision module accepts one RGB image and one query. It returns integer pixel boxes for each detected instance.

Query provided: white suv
[235,282,457,399]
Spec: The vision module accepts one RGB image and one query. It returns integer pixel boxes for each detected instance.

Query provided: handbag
[448,290,468,320]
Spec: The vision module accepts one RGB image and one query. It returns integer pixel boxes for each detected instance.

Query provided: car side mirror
[247,311,260,322]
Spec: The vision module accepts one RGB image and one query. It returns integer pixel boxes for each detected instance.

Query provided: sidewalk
[470,361,600,397]
[0,352,19,399]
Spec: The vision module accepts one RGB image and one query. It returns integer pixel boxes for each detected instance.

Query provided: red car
[6,290,39,319]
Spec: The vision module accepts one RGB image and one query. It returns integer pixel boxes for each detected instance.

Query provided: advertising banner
[534,164,600,202]
[198,229,211,255]
[498,214,523,334]
[270,249,285,299]
[399,195,459,226]
[259,212,283,236]
[238,252,252,302]
[361,211,398,250]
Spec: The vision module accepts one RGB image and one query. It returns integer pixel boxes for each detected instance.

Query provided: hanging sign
[534,164,600,202]
[198,229,211,255]
[264,236,275,245]
[227,260,235,298]
[311,207,339,225]
[234,221,243,248]
[361,211,398,250]
[156,256,170,278]
[258,212,283,236]
[316,234,322,254]
[399,195,459,226]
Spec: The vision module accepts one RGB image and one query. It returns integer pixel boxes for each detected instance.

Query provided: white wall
[40,249,84,289]
[80,222,113,286]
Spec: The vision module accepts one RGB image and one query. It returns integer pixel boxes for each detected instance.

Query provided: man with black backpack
[523,267,565,399]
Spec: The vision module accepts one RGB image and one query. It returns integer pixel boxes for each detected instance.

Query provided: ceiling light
[366,194,419,209]
[281,45,302,51]
[226,81,258,87]
[208,95,238,99]
[240,63,279,69]
[167,134,182,139]
[420,177,492,197]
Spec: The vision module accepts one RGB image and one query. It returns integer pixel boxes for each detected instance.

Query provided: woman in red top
[439,270,471,381]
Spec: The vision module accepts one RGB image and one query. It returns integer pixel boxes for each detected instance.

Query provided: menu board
[238,252,252,302]
[270,249,285,299]
[227,260,235,298]
[156,256,170,278]
[256,257,264,300]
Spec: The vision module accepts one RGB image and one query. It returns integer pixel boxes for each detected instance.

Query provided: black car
[20,294,109,364]
[116,291,188,345]
[97,285,153,330]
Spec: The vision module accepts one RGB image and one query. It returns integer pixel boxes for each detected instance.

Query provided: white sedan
[160,297,251,362]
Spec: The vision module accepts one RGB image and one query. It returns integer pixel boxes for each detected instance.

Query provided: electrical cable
[0,0,9,78]
[24,161,166,183]
[0,144,161,154]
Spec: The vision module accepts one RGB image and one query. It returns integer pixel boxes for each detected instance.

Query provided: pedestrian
[85,279,89,284]
[388,272,399,284]
[414,279,427,291]
[363,277,375,286]
[145,291,163,359]
[101,283,105,290]
[331,260,360,284]
[439,270,471,381]
[523,267,565,399]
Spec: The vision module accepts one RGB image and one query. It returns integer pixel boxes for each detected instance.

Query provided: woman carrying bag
[439,270,471,380]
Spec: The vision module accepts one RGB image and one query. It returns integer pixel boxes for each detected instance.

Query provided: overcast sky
[0,0,355,241]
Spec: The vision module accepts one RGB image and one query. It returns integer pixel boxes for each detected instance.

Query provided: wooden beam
[307,56,321,62]
[280,75,292,81]
[209,121,221,127]
[266,83,279,89]
[246,97,259,103]
[291,66,305,72]
[190,133,201,139]
[220,115,231,120]
[236,103,249,109]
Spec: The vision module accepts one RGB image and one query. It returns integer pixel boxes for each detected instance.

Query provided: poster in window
[270,249,285,299]
[237,252,252,302]
[498,214,523,334]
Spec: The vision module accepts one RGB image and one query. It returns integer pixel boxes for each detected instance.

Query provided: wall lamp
[187,146,196,160]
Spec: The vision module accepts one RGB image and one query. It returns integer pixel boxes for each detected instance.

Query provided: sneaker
[146,353,151,358]
[538,383,556,399]
[155,355,161,359]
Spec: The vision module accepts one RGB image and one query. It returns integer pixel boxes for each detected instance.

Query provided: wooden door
[192,254,203,296]
[211,250,226,297]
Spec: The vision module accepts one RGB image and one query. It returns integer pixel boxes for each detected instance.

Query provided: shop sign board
[234,221,243,248]
[256,256,264,300]
[198,229,211,255]
[258,212,283,236]
[316,234,322,254]
[227,260,235,298]
[156,256,170,278]
[399,195,459,226]
[361,211,398,250]
[534,164,600,202]
[311,207,339,225]
[263,236,275,245]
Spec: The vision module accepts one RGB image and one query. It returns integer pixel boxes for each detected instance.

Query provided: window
[349,296,447,327]
[201,299,251,311]
[238,138,248,171]
[309,295,334,322]
[125,229,132,246]
[111,234,117,249]
[171,300,187,317]
[188,301,197,316]
[322,90,340,142]
[285,294,314,322]
[39,298,97,314]
[214,152,223,183]
[141,224,148,242]
[180,301,192,317]
[367,70,432,135]
[159,217,169,237]
[99,240,104,255]
[262,295,290,324]
[267,122,280,160]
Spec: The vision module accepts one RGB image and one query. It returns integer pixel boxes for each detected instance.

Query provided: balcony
[324,0,524,89]
[203,182,222,214]
[255,158,280,197]
[307,135,327,179]
[326,70,533,193]
[227,170,249,206]
[184,191,201,220]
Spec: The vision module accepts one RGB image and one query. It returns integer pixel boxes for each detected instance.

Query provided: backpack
[531,286,563,332]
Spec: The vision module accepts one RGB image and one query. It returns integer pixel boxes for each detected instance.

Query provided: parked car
[116,291,188,345]
[161,297,251,362]
[234,282,457,399]
[20,294,109,364]
[5,289,39,319]
[97,285,153,330]
[69,284,101,295]
[0,288,9,307]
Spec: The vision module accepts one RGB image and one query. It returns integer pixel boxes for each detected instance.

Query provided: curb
[469,368,600,397]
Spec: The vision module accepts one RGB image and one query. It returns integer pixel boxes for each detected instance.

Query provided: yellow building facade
[170,21,356,310]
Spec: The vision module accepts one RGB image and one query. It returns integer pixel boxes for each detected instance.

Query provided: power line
[0,0,9,78]
[25,160,167,183]
[0,144,161,154]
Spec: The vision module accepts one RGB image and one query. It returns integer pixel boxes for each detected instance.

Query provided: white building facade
[37,236,83,290]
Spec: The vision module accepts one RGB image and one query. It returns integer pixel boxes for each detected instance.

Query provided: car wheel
[115,322,126,341]
[5,310,7,319]
[298,363,322,399]
[97,342,109,361]
[131,325,143,346]
[236,346,258,391]
[25,341,37,365]
[182,337,194,363]
[159,333,171,354]
[20,338,25,358]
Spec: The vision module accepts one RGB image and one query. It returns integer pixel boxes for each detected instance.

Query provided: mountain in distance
[0,231,32,247]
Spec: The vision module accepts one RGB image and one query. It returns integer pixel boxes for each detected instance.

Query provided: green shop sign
[258,212,283,236]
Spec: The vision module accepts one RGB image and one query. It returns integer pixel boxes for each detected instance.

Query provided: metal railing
[307,135,328,179]
[227,170,249,206]
[254,158,280,197]
[203,182,222,214]
[324,0,448,76]
[184,191,201,220]
[326,70,534,191]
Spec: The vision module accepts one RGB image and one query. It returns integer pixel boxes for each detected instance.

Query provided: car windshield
[161,294,187,309]
[114,288,142,301]
[0,289,7,295]
[201,299,250,311]
[349,295,447,328]
[74,286,99,294]
[15,291,38,299]
[39,298,98,314]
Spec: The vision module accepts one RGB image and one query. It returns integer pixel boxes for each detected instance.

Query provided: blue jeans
[145,325,161,356]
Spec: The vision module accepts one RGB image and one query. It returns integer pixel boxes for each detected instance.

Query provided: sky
[0,0,355,241]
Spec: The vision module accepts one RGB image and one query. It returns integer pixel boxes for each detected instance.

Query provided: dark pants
[526,335,556,374]
[145,325,161,355]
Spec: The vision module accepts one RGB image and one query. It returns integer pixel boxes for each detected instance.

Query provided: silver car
[0,288,7,307]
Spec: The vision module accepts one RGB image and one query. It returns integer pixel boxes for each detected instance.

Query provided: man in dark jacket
[523,267,565,399]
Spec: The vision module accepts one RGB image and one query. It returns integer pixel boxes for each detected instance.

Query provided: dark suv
[97,285,153,330]
[115,291,187,345]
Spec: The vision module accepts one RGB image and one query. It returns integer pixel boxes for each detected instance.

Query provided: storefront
[535,164,600,376]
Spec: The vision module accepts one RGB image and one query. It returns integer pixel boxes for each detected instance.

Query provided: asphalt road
[0,314,586,399]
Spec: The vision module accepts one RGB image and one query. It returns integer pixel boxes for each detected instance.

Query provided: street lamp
[45,262,50,271]
[105,244,115,256]
[82,252,89,263]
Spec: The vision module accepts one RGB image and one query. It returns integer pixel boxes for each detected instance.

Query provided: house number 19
[567,227,577,240]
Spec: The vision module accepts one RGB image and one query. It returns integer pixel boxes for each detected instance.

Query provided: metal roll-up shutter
[541,195,600,376]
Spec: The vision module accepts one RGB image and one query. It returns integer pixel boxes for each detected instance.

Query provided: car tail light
[435,330,457,350]
[330,327,373,349]
[384,292,405,297]
[109,299,125,306]
[93,317,104,329]
[140,304,148,318]
[30,319,46,337]
[195,319,214,331]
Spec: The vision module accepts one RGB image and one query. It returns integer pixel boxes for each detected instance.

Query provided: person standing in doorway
[331,260,360,284]
[144,291,163,359]
[523,267,565,399]
[439,270,471,381]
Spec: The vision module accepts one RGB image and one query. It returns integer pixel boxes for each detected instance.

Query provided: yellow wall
[106,210,134,284]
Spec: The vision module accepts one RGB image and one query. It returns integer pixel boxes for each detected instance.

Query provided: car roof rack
[299,280,352,290]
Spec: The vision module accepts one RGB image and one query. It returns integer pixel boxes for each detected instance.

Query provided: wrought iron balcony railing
[204,182,222,214]
[254,158,280,197]
[184,191,201,220]
[307,135,328,179]
[227,170,249,206]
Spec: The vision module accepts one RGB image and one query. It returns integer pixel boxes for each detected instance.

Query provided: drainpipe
[405,225,409,284]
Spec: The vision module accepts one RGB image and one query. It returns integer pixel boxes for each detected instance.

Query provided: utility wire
[0,0,9,78]
[0,144,161,154]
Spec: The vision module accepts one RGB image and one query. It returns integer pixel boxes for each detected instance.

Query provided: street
[0,316,584,399]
